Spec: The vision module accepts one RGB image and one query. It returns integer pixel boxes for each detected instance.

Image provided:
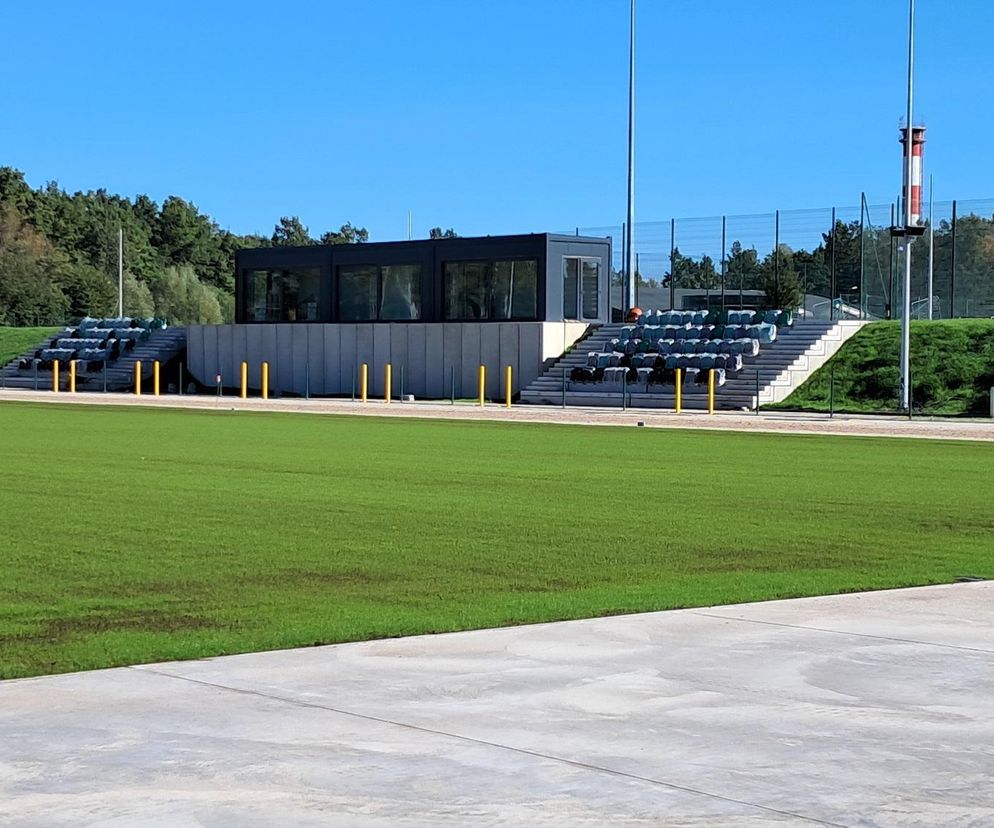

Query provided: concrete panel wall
[187,322,588,400]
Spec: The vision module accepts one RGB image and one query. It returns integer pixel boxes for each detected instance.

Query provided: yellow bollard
[360,363,368,402]
[478,365,486,407]
[69,360,76,393]
[385,363,392,404]
[240,361,248,399]
[52,359,60,393]
[153,361,160,396]
[708,368,716,415]
[674,367,682,414]
[134,360,142,396]
[505,365,512,409]
[261,361,269,400]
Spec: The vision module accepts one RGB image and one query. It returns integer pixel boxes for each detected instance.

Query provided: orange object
[626,306,642,323]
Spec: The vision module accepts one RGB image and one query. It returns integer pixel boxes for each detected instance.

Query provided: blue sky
[1,1,991,241]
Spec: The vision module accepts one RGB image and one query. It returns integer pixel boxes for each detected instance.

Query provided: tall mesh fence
[578,196,994,321]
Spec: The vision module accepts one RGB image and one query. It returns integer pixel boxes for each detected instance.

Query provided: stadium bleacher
[17,317,166,373]
[569,308,792,390]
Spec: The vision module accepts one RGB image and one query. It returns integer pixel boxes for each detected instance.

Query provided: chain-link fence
[579,196,994,322]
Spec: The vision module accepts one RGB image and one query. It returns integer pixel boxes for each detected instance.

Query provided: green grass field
[0,327,59,365]
[1,401,992,679]
[770,319,994,416]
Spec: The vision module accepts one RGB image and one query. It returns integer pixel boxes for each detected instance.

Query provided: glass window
[493,260,538,319]
[338,265,378,321]
[244,268,322,322]
[246,270,271,322]
[380,264,422,320]
[444,261,492,320]
[581,260,600,319]
[563,258,579,318]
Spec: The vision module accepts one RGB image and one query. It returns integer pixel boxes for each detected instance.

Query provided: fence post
[829,361,835,419]
[477,365,485,407]
[669,218,676,310]
[261,361,269,400]
[622,370,627,410]
[52,359,60,393]
[888,203,896,319]
[950,199,957,317]
[178,363,183,395]
[400,365,405,400]
[755,369,760,415]
[360,363,368,403]
[908,361,913,420]
[153,361,160,396]
[103,362,107,393]
[34,361,38,391]
[720,215,727,313]
[830,206,837,320]
[674,368,682,413]
[707,368,715,415]
[351,364,356,401]
[562,367,567,408]
[859,193,866,320]
[505,365,512,408]
[69,359,76,393]
[450,365,455,404]
[385,363,392,404]
[240,361,248,399]
[774,210,780,302]
[134,360,142,396]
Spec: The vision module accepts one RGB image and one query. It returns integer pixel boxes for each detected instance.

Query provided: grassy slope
[1,402,993,679]
[0,327,59,365]
[769,320,994,415]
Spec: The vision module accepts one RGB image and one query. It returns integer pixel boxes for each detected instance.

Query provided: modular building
[186,233,612,398]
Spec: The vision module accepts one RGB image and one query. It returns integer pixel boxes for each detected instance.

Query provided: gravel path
[2,389,993,441]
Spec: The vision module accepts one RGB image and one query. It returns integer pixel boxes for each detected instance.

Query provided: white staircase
[719,319,867,409]
[519,319,868,410]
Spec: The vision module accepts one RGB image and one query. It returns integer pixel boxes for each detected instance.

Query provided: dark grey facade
[235,233,612,326]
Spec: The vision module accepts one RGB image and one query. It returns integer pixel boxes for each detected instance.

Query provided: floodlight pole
[624,0,636,311]
[899,0,915,412]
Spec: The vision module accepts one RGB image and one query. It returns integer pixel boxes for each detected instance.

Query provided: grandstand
[520,311,866,409]
[0,318,187,392]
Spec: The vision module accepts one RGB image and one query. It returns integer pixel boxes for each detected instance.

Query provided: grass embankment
[770,319,994,416]
[1,402,992,679]
[0,327,59,365]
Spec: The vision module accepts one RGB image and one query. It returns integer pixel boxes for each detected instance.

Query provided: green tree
[667,248,720,289]
[725,241,761,292]
[429,227,458,239]
[319,222,369,245]
[272,216,314,247]
[758,244,804,310]
[151,265,223,324]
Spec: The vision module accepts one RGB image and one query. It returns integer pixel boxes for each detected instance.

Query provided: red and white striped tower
[899,125,926,226]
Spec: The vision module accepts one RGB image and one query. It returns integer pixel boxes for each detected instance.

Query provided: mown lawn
[769,319,994,416]
[0,327,59,365]
[1,401,992,679]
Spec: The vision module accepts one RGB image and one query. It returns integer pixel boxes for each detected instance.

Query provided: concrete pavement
[1,583,992,826]
[2,388,993,441]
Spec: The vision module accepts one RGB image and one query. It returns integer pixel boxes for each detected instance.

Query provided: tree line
[0,167,369,326]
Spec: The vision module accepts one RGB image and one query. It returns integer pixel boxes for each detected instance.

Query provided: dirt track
[2,388,993,442]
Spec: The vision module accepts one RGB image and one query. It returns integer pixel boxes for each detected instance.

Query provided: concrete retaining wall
[186,322,591,399]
